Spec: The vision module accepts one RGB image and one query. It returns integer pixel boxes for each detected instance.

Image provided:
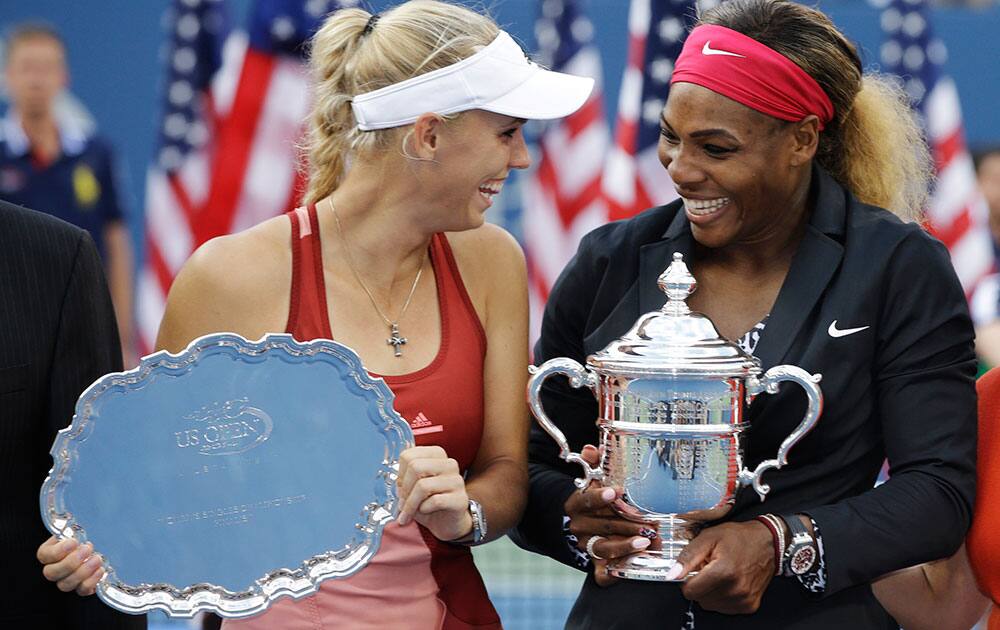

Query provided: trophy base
[606,552,697,582]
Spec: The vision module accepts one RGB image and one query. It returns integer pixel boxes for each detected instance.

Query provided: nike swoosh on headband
[828,320,870,338]
[702,41,745,58]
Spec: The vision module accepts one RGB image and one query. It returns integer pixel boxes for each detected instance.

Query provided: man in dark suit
[0,199,145,628]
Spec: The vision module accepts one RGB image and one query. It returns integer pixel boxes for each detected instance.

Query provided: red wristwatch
[778,514,818,576]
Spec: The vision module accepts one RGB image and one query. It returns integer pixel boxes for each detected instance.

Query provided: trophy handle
[527,358,604,490]
[738,365,823,501]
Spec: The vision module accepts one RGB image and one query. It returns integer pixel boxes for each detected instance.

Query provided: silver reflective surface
[40,333,413,618]
[603,378,742,516]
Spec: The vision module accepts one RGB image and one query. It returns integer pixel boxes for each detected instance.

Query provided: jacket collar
[805,165,848,239]
[637,165,848,369]
[1,110,88,159]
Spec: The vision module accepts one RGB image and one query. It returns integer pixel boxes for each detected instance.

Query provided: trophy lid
[587,253,760,377]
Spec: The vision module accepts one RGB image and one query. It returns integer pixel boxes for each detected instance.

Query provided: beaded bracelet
[754,514,786,576]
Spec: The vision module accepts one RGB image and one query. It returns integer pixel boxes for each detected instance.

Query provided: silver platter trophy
[39,333,414,618]
[528,253,823,581]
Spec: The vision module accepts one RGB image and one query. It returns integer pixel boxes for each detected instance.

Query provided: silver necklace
[328,198,426,357]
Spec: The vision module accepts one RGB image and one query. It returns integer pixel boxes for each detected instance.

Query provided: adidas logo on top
[410,412,443,436]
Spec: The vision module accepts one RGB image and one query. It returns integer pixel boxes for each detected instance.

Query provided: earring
[399,129,439,164]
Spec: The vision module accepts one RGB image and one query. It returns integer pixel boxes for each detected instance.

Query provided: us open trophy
[40,334,414,618]
[528,253,823,581]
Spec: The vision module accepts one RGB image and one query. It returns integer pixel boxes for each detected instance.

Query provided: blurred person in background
[971,147,1000,367]
[0,23,134,363]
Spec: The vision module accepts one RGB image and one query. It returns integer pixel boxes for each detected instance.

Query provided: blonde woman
[37,2,593,628]
[516,0,976,627]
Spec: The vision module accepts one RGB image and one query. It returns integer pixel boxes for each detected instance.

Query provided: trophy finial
[658,253,696,315]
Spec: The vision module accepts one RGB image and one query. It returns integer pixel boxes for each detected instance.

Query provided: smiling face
[658,82,816,252]
[424,109,530,230]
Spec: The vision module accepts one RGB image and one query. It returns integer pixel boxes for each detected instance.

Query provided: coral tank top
[223,203,500,629]
[970,368,1000,629]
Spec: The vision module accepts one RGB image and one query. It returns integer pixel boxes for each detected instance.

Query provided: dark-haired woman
[514,1,976,627]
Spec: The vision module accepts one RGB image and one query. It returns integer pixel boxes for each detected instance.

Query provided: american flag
[137,0,352,353]
[878,0,993,298]
[602,0,705,222]
[522,0,610,343]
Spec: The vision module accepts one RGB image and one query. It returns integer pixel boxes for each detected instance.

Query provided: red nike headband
[670,25,834,130]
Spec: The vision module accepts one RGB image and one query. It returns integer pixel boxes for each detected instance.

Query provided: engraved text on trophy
[175,397,274,455]
[156,494,308,528]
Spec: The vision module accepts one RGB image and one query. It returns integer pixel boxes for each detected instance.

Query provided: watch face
[469,499,485,542]
[789,544,817,575]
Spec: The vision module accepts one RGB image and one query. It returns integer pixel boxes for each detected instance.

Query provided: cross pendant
[386,323,407,357]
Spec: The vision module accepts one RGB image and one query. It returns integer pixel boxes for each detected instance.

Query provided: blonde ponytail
[834,75,932,222]
[304,9,370,204]
[303,1,499,204]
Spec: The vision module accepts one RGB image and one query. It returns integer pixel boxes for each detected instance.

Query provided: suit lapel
[753,168,847,370]
[752,227,842,370]
[641,226,842,372]
[583,205,693,356]
[638,210,695,315]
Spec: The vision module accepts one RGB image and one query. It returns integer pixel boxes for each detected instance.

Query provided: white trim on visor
[350,31,594,131]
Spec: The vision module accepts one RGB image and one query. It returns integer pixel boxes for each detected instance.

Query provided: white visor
[350,31,594,131]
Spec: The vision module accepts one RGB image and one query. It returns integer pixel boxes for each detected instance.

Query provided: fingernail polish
[639,528,657,539]
[665,564,685,580]
[631,537,650,550]
[601,488,616,502]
